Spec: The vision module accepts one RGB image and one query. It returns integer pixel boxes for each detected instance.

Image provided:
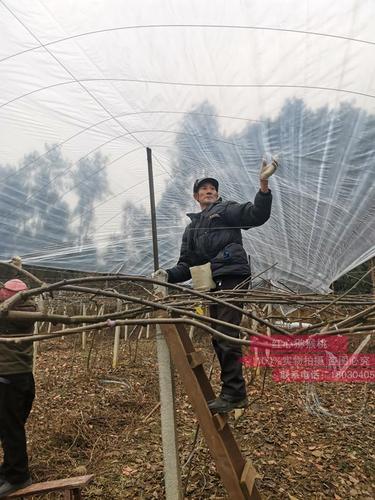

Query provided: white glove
[10,255,22,268]
[259,156,279,180]
[151,269,168,282]
[151,269,168,297]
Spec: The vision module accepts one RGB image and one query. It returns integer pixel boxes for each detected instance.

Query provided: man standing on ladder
[154,157,278,413]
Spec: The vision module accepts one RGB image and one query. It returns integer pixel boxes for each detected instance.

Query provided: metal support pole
[147,147,182,499]
[147,147,159,271]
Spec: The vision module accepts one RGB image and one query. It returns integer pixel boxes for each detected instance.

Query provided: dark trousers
[210,276,249,400]
[0,372,35,484]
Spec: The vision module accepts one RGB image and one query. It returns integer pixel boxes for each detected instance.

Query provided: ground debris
[11,334,374,499]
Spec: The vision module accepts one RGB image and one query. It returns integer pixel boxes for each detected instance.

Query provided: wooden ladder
[159,319,261,499]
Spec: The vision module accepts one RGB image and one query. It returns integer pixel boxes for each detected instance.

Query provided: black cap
[193,177,219,193]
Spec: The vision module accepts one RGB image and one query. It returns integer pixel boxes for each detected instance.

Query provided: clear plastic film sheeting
[0,0,374,291]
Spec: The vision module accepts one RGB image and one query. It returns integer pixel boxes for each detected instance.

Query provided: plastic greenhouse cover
[0,0,374,292]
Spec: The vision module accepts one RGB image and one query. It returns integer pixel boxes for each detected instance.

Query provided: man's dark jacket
[167,190,272,283]
[0,298,37,375]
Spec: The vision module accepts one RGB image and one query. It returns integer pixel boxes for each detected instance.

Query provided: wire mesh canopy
[1,0,374,291]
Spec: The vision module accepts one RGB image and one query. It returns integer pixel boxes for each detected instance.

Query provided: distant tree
[100,233,127,273]
[101,200,152,275]
[0,163,30,257]
[0,145,73,259]
[27,146,72,249]
[72,152,109,244]
[71,151,110,269]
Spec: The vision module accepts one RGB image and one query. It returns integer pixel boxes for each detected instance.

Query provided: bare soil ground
[20,331,375,499]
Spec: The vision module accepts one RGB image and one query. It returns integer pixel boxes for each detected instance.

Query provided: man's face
[194,182,219,207]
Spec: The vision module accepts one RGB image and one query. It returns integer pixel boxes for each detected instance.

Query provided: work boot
[208,396,248,414]
[0,478,32,498]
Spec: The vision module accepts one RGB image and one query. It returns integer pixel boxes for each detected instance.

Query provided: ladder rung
[240,461,259,496]
[212,413,228,431]
[187,350,205,368]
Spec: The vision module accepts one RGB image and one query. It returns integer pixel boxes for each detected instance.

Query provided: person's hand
[259,156,279,180]
[151,269,168,297]
[9,255,22,268]
[151,268,168,282]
